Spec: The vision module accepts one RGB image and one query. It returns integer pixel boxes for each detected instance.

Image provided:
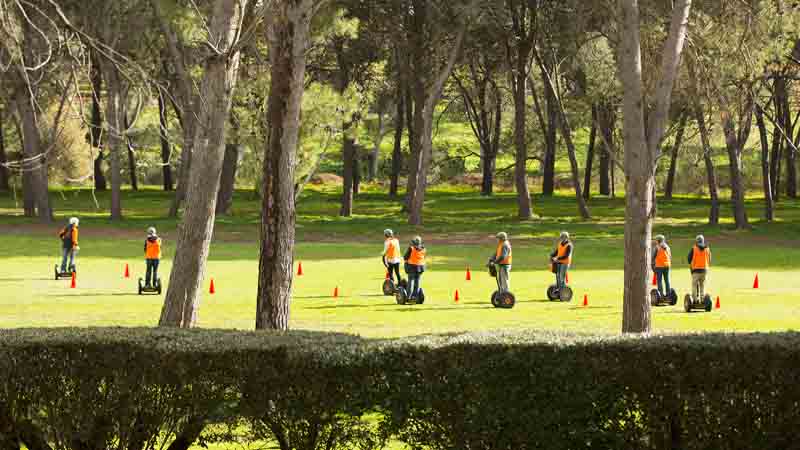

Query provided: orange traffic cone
[297,262,303,276]
[454,290,460,302]
[583,294,588,307]
[70,272,76,289]
[715,296,721,309]
[209,278,215,294]
[652,272,657,286]
[333,286,339,298]
[753,273,759,289]
[466,267,471,281]
[124,263,130,278]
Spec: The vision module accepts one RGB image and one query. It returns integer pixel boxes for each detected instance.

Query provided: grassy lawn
[2,185,799,336]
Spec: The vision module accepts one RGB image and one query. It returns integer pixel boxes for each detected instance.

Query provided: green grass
[1,185,799,336]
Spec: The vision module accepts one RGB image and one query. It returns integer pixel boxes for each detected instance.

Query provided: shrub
[1,328,799,450]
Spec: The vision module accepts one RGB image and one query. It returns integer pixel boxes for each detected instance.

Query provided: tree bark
[0,106,9,191]
[340,117,356,217]
[512,64,533,219]
[102,65,125,221]
[158,91,174,191]
[779,78,796,198]
[540,62,558,197]
[159,0,245,328]
[535,49,590,218]
[694,106,720,225]
[90,53,107,191]
[663,111,687,200]
[216,144,239,215]
[770,77,785,200]
[389,76,405,198]
[598,102,614,196]
[719,95,753,230]
[123,113,138,191]
[755,105,774,222]
[15,87,53,223]
[256,0,313,330]
[582,105,597,200]
[617,0,692,334]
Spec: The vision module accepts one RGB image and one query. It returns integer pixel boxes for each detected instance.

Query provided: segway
[395,279,423,305]
[546,263,573,302]
[650,287,678,306]
[54,264,76,280]
[138,277,162,295]
[683,293,713,312]
[381,257,399,296]
[487,261,515,309]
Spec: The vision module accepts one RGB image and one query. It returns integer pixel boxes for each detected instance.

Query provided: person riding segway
[381,229,405,296]
[684,235,713,312]
[547,231,574,302]
[650,234,678,306]
[138,227,163,295]
[55,217,80,280]
[488,232,515,308]
[397,236,426,305]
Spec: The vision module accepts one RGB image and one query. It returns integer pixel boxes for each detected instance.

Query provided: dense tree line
[0,0,798,332]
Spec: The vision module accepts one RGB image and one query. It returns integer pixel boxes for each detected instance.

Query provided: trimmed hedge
[1,328,799,450]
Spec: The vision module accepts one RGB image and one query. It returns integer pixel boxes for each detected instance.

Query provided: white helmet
[147,227,157,237]
[384,229,393,237]
[69,217,79,226]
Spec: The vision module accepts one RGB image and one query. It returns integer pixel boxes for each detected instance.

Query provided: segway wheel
[417,289,425,304]
[156,279,162,295]
[669,289,678,306]
[395,290,407,305]
[703,294,713,312]
[559,286,573,303]
[650,289,661,306]
[382,279,395,296]
[491,291,499,307]
[69,265,76,274]
[54,265,59,280]
[496,292,515,309]
[546,285,559,301]
[684,294,692,313]
[138,278,143,295]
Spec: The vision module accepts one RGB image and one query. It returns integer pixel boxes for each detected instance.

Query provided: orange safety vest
[691,245,710,270]
[655,246,671,268]
[557,241,572,266]
[145,238,162,259]
[495,241,512,265]
[385,238,400,259]
[408,246,426,265]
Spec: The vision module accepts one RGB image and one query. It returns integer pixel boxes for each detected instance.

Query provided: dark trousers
[407,272,422,298]
[655,267,671,296]
[146,259,160,286]
[387,263,401,283]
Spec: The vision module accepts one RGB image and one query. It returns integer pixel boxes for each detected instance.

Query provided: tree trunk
[90,55,107,191]
[755,105,774,222]
[770,77,784,200]
[512,66,533,219]
[694,106,720,225]
[407,81,432,225]
[368,110,385,181]
[663,111,687,199]
[340,119,356,217]
[216,144,239,215]
[158,91,174,191]
[598,102,614,196]
[0,107,9,191]
[617,0,691,334]
[535,50,590,218]
[102,67,124,221]
[582,105,597,200]
[541,63,558,197]
[389,77,404,197]
[256,0,313,330]
[124,114,138,191]
[159,0,244,328]
[353,149,361,195]
[779,78,796,198]
[402,84,415,211]
[720,100,752,229]
[15,88,53,223]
